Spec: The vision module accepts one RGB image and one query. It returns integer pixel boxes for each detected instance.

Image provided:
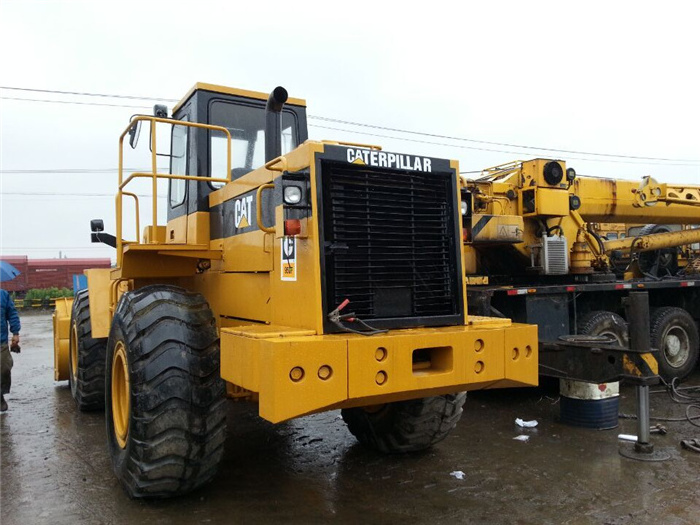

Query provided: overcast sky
[1,0,698,260]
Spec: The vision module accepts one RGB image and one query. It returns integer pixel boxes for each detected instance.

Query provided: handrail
[121,192,140,243]
[320,139,382,151]
[119,172,230,191]
[256,184,276,233]
[264,156,288,173]
[117,117,233,266]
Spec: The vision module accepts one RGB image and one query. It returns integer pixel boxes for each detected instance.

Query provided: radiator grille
[543,235,569,275]
[320,161,461,327]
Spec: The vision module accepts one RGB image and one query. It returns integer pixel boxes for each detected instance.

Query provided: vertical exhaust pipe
[265,86,288,162]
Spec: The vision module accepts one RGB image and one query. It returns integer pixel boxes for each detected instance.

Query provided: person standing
[1,288,21,412]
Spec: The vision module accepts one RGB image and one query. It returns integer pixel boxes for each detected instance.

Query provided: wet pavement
[1,313,699,524]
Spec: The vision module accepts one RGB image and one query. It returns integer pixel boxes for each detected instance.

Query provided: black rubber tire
[105,285,227,498]
[578,310,629,347]
[650,307,699,382]
[69,289,107,411]
[638,224,678,277]
[341,392,466,454]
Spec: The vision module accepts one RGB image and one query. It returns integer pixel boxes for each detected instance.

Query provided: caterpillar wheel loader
[53,83,538,498]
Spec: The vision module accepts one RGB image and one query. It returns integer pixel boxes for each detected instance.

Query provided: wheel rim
[663,326,690,368]
[111,341,130,449]
[70,323,79,378]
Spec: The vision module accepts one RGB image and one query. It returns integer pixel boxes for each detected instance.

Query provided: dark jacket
[1,289,21,344]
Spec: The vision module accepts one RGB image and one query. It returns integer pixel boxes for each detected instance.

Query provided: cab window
[209,101,298,187]
[169,116,189,207]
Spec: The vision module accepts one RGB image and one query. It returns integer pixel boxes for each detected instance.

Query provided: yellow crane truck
[461,159,700,382]
[52,83,538,498]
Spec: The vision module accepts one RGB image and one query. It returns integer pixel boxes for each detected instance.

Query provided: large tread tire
[105,285,227,498]
[341,393,466,454]
[650,307,699,382]
[577,310,629,347]
[69,289,107,411]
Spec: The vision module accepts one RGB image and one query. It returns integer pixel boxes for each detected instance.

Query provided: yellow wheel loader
[53,83,538,498]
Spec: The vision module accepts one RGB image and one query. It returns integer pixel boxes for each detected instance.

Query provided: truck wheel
[341,392,466,453]
[105,285,227,498]
[69,289,107,411]
[578,310,629,347]
[638,224,678,277]
[650,307,699,382]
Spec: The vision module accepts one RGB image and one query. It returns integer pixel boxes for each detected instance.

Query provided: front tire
[69,289,107,411]
[341,393,466,453]
[105,285,227,498]
[650,307,699,382]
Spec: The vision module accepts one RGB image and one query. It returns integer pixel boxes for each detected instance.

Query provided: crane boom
[574,176,700,224]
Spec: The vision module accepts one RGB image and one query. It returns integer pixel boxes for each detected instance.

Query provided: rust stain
[623,355,641,377]
[597,178,617,221]
[610,179,617,220]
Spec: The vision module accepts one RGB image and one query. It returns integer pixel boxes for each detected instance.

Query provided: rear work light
[284,219,301,236]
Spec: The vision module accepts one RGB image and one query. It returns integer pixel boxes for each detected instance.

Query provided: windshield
[209,101,298,186]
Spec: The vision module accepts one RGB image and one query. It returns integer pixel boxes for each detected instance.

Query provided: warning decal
[281,236,297,281]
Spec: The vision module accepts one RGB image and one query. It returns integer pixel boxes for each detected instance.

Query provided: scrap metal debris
[680,439,700,453]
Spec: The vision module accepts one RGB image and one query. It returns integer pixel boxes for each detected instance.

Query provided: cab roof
[172,82,307,113]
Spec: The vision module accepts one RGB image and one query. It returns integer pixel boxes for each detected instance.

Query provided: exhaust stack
[265,86,288,162]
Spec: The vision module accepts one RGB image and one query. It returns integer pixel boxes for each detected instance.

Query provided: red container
[0,256,111,294]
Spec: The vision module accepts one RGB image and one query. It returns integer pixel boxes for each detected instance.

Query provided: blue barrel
[73,274,88,293]
[559,395,619,429]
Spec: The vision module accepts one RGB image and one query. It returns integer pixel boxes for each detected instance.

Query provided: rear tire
[650,307,699,382]
[105,285,227,498]
[341,393,466,453]
[69,289,107,411]
[577,310,629,347]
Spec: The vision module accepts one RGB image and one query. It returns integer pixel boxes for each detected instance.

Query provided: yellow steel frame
[116,116,233,266]
[634,176,700,208]
[220,321,538,423]
[463,158,700,275]
[604,227,700,254]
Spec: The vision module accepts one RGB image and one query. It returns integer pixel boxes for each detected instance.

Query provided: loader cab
[166,83,308,243]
